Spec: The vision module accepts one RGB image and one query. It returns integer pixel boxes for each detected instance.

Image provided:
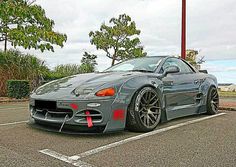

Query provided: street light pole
[181,0,186,59]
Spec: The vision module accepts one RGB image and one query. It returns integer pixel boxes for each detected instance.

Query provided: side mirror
[163,65,180,77]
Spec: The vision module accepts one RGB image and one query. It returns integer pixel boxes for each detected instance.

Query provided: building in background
[218,84,236,92]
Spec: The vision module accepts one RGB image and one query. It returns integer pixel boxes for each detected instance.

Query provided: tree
[81,51,97,67]
[185,49,205,70]
[0,0,67,52]
[89,14,146,66]
[186,49,199,66]
[79,52,97,73]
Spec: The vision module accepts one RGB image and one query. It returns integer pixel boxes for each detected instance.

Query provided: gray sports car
[29,56,219,133]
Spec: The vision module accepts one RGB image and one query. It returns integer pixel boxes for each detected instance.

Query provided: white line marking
[39,149,94,167]
[39,113,226,166]
[0,120,28,126]
[0,107,28,111]
[39,149,72,163]
[70,113,226,160]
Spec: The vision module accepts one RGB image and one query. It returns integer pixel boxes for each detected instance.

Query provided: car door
[160,58,200,120]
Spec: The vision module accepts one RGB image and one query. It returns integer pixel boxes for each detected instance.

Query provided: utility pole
[181,0,186,59]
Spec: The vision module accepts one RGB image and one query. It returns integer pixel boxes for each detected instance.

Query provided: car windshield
[104,57,163,73]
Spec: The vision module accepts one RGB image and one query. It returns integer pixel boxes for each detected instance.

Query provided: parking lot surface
[0,102,236,167]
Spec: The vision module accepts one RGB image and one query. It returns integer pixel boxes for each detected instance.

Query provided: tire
[126,87,162,132]
[206,86,219,115]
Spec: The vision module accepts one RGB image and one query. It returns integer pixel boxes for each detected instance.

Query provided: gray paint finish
[29,56,218,133]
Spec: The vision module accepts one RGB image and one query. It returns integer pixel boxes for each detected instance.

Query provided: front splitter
[27,118,108,135]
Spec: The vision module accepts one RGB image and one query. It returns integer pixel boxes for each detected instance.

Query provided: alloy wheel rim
[138,90,161,128]
[211,88,219,113]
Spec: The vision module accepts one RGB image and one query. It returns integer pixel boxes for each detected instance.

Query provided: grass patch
[219,91,236,97]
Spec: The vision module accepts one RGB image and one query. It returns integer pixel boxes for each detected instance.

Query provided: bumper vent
[75,110,103,124]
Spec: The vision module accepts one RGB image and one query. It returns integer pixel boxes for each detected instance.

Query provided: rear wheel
[126,87,161,132]
[206,86,219,115]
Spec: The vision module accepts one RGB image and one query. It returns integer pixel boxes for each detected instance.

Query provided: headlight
[95,87,115,97]
[73,88,93,96]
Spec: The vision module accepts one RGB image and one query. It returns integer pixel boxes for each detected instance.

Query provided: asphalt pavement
[0,102,235,167]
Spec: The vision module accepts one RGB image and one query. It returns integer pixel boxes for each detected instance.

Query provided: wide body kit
[29,57,218,133]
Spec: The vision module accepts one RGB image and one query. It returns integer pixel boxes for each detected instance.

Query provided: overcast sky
[1,0,236,83]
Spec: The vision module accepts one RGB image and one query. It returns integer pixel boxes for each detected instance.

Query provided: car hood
[33,72,143,98]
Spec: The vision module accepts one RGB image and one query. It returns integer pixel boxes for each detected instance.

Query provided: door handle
[194,80,200,84]
[163,80,173,86]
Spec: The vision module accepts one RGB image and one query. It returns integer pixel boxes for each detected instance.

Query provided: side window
[161,58,193,74]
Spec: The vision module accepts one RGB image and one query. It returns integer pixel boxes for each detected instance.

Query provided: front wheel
[126,87,161,132]
[206,86,219,115]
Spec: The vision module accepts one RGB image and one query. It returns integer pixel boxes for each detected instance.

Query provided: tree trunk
[111,52,117,66]
[111,57,116,66]
[4,34,7,52]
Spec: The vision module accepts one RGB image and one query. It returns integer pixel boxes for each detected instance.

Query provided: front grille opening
[34,108,73,119]
[35,100,56,110]
[33,100,73,119]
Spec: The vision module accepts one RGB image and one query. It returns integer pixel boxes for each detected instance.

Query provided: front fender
[116,75,163,105]
[200,74,218,105]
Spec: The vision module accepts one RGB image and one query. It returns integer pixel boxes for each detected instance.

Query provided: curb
[0,99,29,103]
[219,107,236,111]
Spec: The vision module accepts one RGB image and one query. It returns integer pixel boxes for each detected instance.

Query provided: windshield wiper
[101,70,153,73]
[129,69,153,73]
[100,70,120,73]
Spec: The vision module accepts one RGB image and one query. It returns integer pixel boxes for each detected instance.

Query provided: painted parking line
[0,120,28,126]
[39,149,94,167]
[39,113,226,166]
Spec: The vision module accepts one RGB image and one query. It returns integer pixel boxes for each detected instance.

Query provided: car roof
[146,55,177,58]
[145,56,179,60]
[129,56,178,61]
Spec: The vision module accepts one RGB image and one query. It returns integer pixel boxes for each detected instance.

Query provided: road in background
[220,96,236,109]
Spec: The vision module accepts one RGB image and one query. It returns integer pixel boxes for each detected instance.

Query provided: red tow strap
[85,111,93,128]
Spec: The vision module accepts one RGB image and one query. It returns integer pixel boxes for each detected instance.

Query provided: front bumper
[29,98,127,133]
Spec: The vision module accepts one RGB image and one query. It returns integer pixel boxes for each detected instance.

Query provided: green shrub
[42,64,82,82]
[43,72,66,81]
[0,50,49,96]
[54,64,81,76]
[7,80,30,99]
